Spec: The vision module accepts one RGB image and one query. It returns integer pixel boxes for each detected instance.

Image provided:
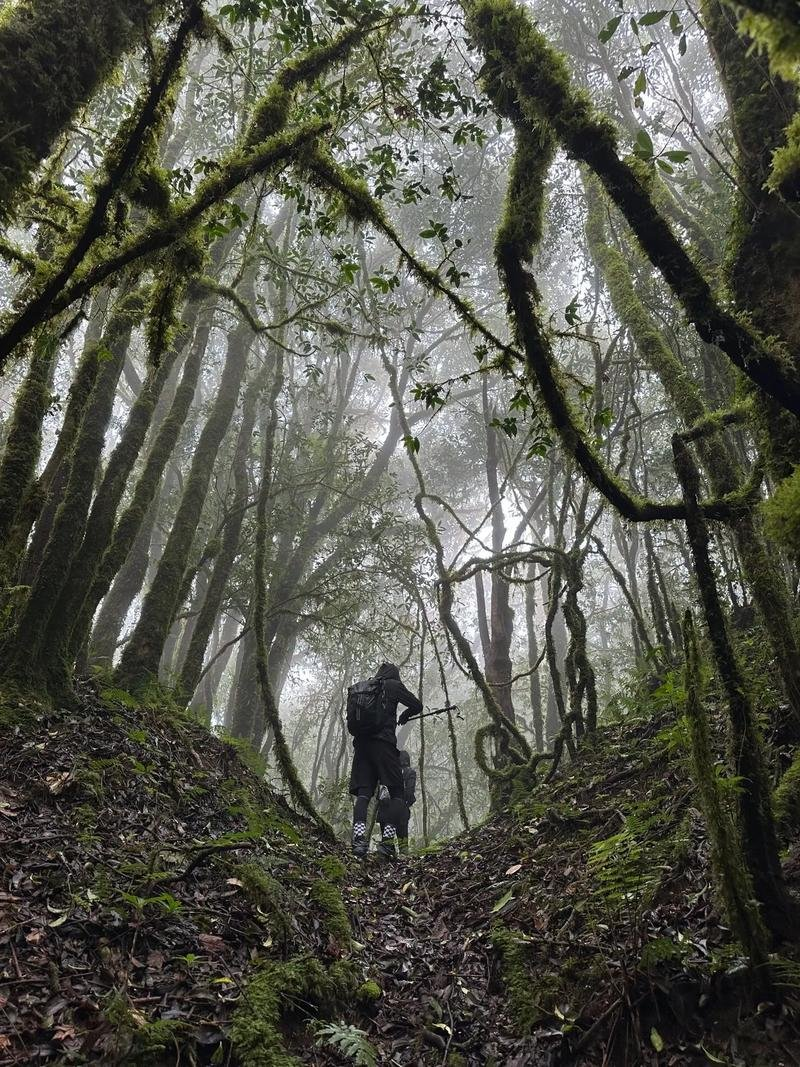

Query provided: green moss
[356,980,381,1003]
[310,879,352,947]
[0,0,167,218]
[774,751,800,839]
[231,956,357,1067]
[682,612,770,965]
[769,111,800,198]
[763,465,800,555]
[739,10,800,82]
[221,733,267,779]
[105,991,188,1065]
[0,332,59,551]
[319,855,347,882]
[235,861,291,943]
[491,925,552,1032]
[127,1019,187,1065]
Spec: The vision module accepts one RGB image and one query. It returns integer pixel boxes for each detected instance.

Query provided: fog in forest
[2,0,800,1060]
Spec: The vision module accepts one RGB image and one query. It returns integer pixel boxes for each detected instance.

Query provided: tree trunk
[673,434,797,942]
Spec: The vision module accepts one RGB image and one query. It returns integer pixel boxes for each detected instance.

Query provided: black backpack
[346,678,386,737]
[403,765,417,807]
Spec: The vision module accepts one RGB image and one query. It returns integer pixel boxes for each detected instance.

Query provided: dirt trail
[3,690,800,1066]
[344,839,546,1066]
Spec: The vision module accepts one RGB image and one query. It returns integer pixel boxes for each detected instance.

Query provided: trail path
[342,837,550,1066]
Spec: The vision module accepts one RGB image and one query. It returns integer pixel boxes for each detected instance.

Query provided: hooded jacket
[368,662,423,743]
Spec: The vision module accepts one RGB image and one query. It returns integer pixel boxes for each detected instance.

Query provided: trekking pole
[407,704,461,721]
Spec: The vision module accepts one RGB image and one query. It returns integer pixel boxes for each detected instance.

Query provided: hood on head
[398,750,411,767]
[374,661,400,681]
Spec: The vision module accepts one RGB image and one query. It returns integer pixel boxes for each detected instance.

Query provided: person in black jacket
[349,662,422,859]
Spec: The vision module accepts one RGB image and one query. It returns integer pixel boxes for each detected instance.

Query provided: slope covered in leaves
[2,686,800,1066]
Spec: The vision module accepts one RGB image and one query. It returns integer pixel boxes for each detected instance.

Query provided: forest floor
[3,684,800,1066]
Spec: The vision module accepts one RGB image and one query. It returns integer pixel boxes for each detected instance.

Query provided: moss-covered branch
[0,18,387,350]
[0,1,204,366]
[0,0,170,219]
[463,0,800,416]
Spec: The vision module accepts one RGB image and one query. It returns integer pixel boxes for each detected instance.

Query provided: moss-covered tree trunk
[585,181,800,728]
[673,434,798,941]
[15,300,108,586]
[70,306,213,661]
[0,332,58,560]
[0,0,168,218]
[682,610,770,970]
[115,285,255,691]
[178,374,259,703]
[2,288,143,688]
[524,560,544,753]
[45,307,195,666]
[703,0,800,478]
[480,377,518,760]
[86,493,159,670]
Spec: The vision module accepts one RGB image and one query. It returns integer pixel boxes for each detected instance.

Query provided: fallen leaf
[198,933,226,953]
[504,864,522,876]
[45,771,74,795]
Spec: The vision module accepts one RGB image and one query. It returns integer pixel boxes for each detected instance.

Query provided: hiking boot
[351,822,368,859]
[375,839,397,862]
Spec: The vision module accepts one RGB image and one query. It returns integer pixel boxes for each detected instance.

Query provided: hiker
[377,749,416,853]
[347,662,422,859]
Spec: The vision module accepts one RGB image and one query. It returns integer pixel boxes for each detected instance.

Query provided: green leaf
[633,69,647,96]
[700,1046,728,1064]
[679,33,687,55]
[492,889,515,913]
[634,128,654,158]
[669,11,683,33]
[618,65,637,80]
[639,9,668,25]
[664,149,690,163]
[598,14,622,42]
[650,1027,665,1052]
[403,435,420,455]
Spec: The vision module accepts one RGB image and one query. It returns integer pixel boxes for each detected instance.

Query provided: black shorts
[349,737,404,798]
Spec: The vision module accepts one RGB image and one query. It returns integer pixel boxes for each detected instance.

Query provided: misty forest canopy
[4,0,800,1040]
